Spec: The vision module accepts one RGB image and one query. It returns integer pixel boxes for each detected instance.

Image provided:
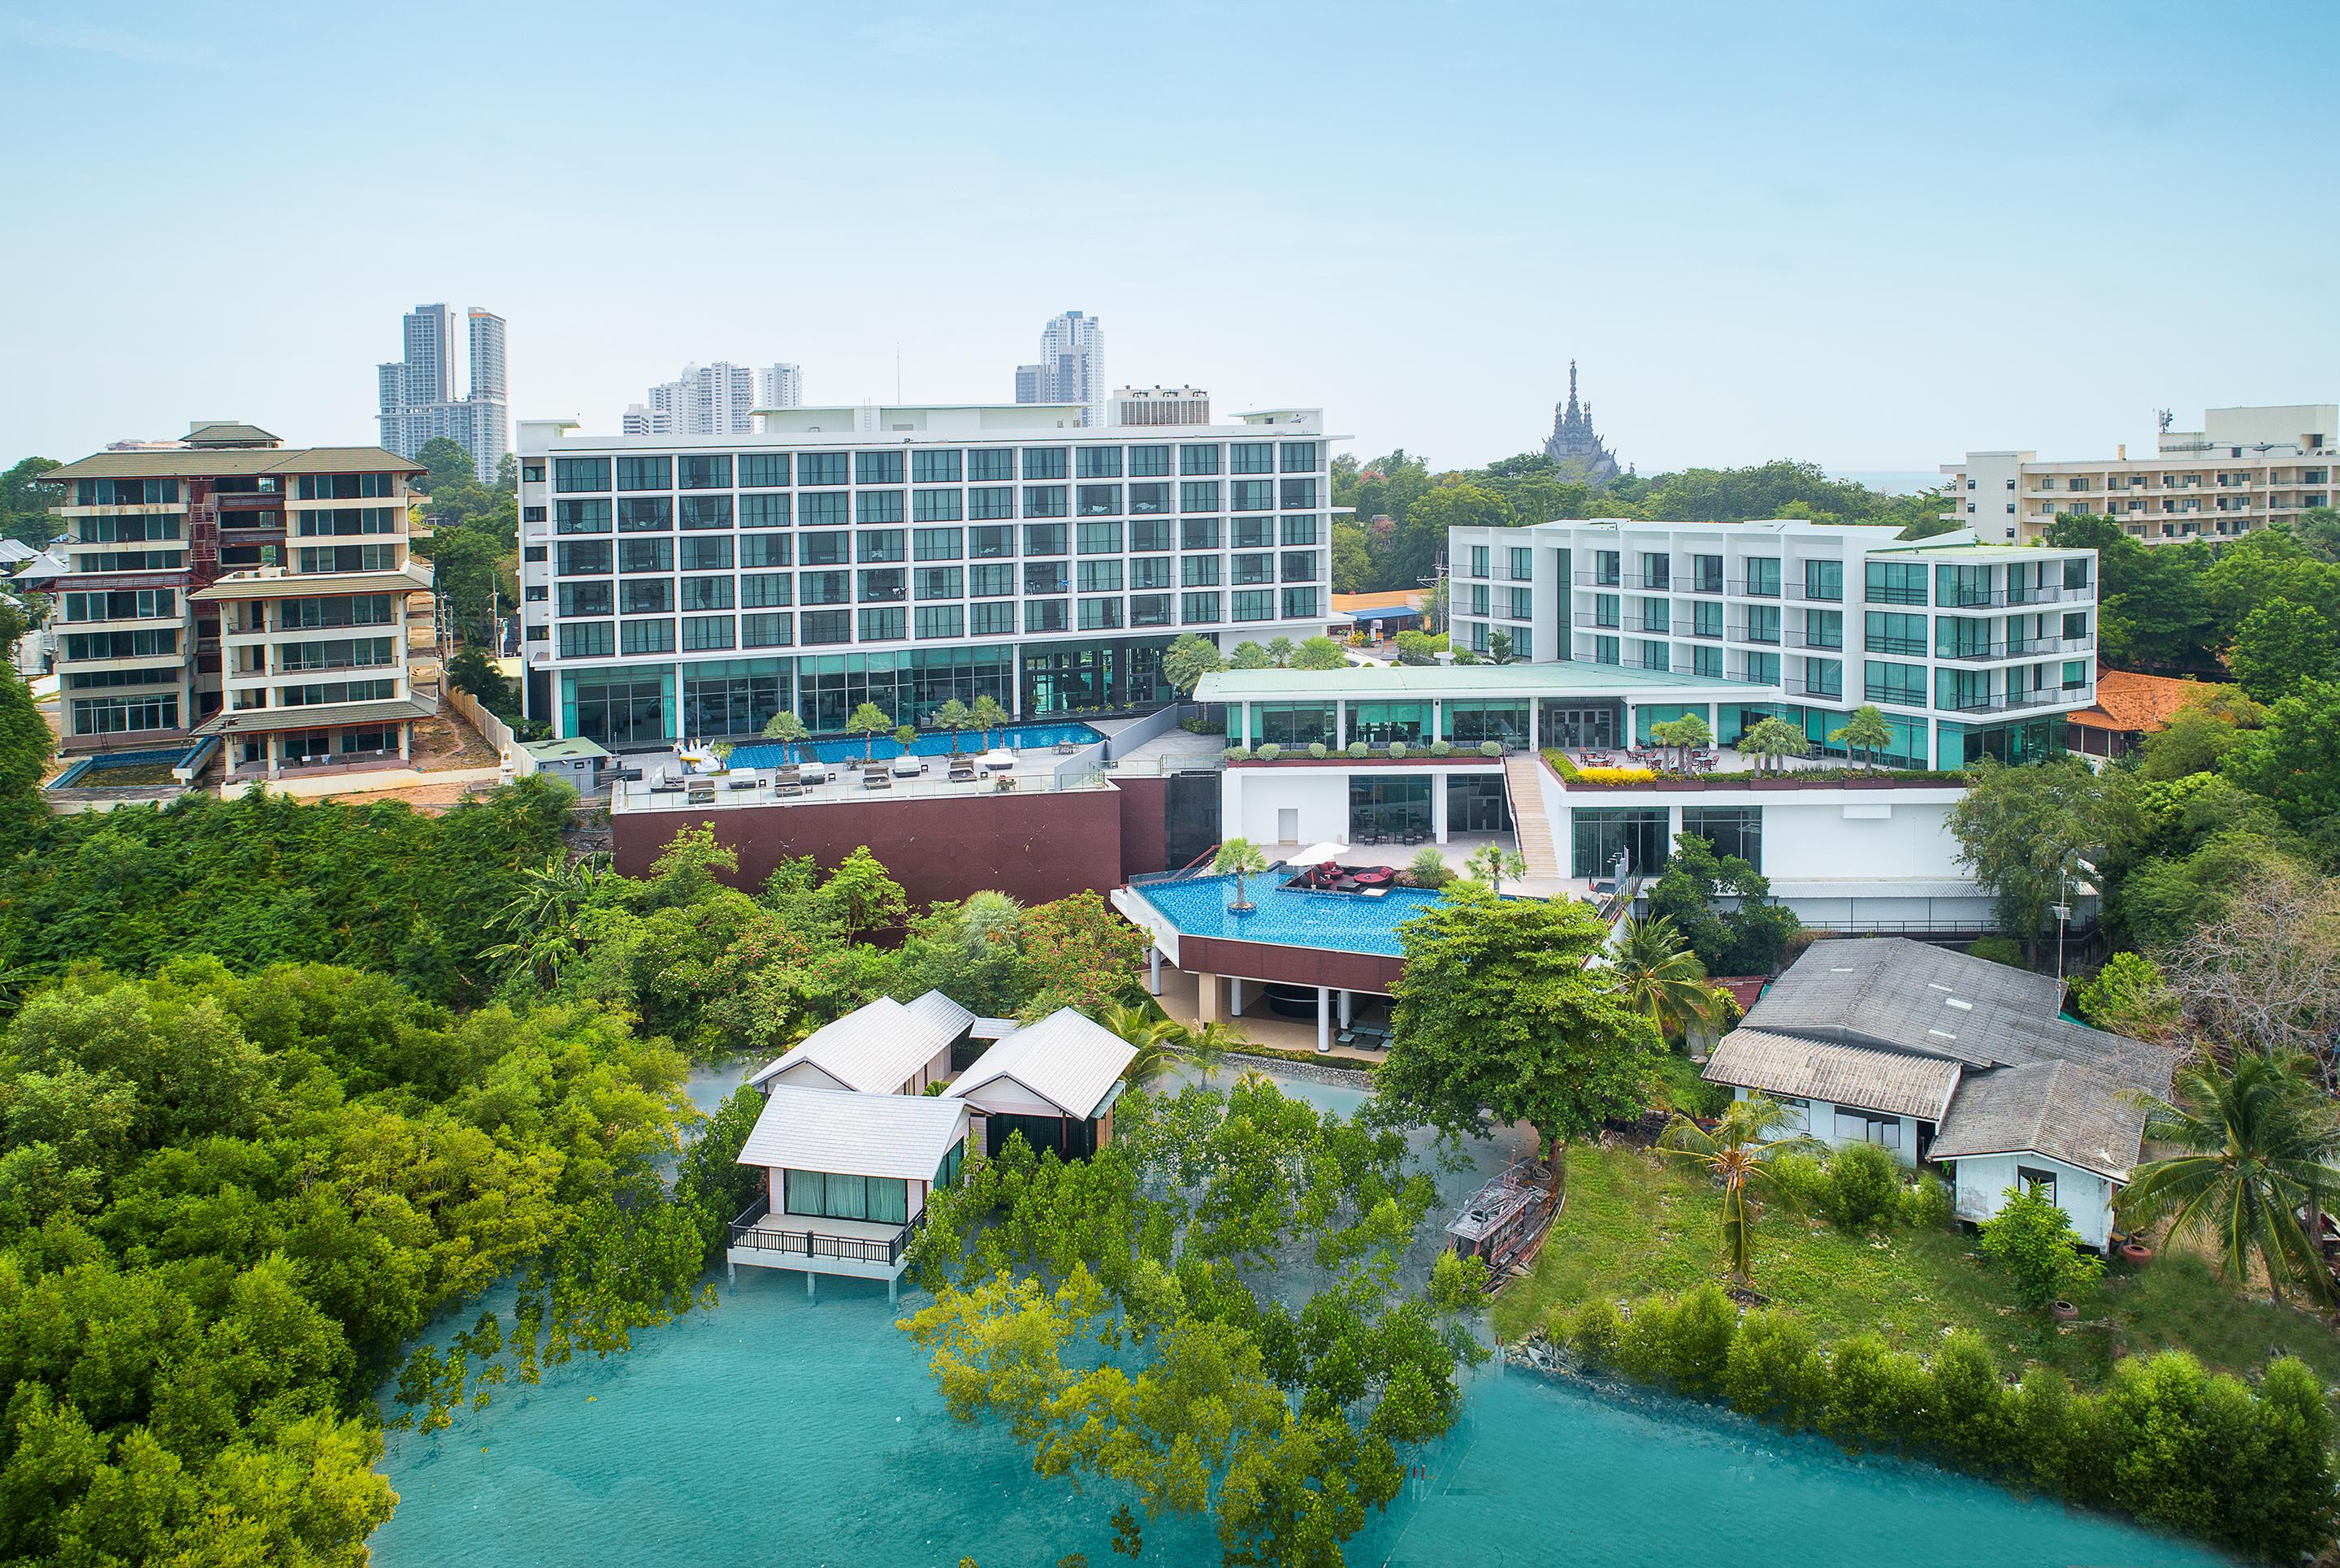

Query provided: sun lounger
[863,770,893,790]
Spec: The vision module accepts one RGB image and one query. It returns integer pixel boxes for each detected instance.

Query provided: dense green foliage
[408,438,518,647]
[2043,513,2340,682]
[0,780,574,1007]
[1645,833,1800,977]
[905,1076,1480,1566]
[0,958,712,1564]
[1977,1185,2104,1308]
[1564,1285,2334,1561]
[1331,453,1944,595]
[0,457,61,550]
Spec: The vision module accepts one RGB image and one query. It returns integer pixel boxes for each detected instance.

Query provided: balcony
[2004,583,2091,607]
[1671,618,1723,639]
[1937,686,2075,716]
[1571,612,1623,630]
[1571,570,1626,588]
[1727,623,1783,647]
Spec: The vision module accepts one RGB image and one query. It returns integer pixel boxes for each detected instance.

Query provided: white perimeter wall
[1762,799,1961,878]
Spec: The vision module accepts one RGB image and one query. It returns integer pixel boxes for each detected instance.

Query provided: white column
[1227,976,1243,1016]
[1335,698,1347,747]
[1433,771,1450,845]
[1148,946,1162,995]
[1529,695,1542,748]
[1429,699,1442,745]
[1339,990,1353,1027]
[1317,986,1331,1051]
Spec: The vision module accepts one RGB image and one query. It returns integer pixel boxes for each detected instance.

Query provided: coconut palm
[968,695,1008,750]
[760,710,810,764]
[1163,1016,1247,1085]
[483,851,613,987]
[1463,842,1528,895]
[1827,704,1896,771]
[1215,838,1269,912]
[1658,1094,1818,1285]
[845,701,892,763]
[2117,1050,2340,1307]
[1610,913,1728,1043]
[1098,999,1174,1086]
[931,698,975,756]
[1739,716,1808,776]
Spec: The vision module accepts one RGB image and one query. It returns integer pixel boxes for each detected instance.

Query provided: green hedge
[1556,1285,2334,1561]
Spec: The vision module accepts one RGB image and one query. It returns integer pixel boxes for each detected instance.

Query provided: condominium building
[1943,404,2335,545]
[378,303,509,483]
[1015,310,1105,426]
[1447,518,2098,770]
[758,363,803,410]
[635,362,762,438]
[516,401,1338,747]
[41,422,436,773]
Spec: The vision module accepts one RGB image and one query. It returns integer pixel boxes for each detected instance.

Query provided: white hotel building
[517,401,1336,745]
[1943,403,2335,545]
[1446,518,2098,771]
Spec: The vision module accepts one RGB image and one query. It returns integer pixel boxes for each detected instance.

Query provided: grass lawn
[1488,1141,2340,1390]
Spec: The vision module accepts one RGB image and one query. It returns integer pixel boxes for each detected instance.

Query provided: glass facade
[1680,806,1762,868]
[1571,807,1670,880]
[1348,776,1432,842]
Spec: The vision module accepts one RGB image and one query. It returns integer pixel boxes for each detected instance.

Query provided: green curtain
[784,1169,824,1215]
[868,1177,908,1225]
[824,1172,870,1219]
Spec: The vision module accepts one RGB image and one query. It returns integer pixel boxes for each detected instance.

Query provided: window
[620,618,674,655]
[912,488,962,522]
[784,1169,911,1225]
[559,622,614,658]
[2062,659,2088,690]
[2016,1165,2058,1206]
[618,496,673,532]
[1865,561,1927,605]
[1077,560,1124,593]
[739,453,790,488]
[966,525,1013,561]
[914,565,962,600]
[1282,586,1319,620]
[1181,517,1220,551]
[1743,605,1781,644]
[1179,481,1220,513]
[742,574,793,608]
[1280,478,1319,509]
[1865,659,1927,706]
[1020,447,1068,481]
[1180,444,1220,476]
[613,456,668,493]
[1129,444,1171,477]
[1233,516,1274,550]
[1130,518,1172,553]
[1232,589,1273,622]
[1803,657,1844,699]
[858,608,904,642]
[622,578,674,614]
[800,491,849,527]
[1077,596,1122,630]
[1129,482,1171,515]
[70,695,178,735]
[1077,484,1122,517]
[856,490,904,526]
[857,530,906,563]
[677,454,730,490]
[1937,563,1996,608]
[966,563,1014,598]
[554,457,609,493]
[680,535,733,573]
[1131,594,1172,627]
[1470,545,1489,578]
[1181,591,1221,623]
[856,568,904,603]
[911,449,960,483]
[854,451,904,485]
[799,531,848,567]
[1233,552,1273,586]
[1865,611,1927,656]
[294,474,399,501]
[799,452,847,487]
[800,609,850,645]
[742,613,794,648]
[913,527,963,561]
[1074,446,1121,479]
[1230,442,1275,474]
[1571,806,1670,879]
[1287,552,1322,584]
[800,571,848,605]
[1230,479,1274,513]
[1024,599,1067,633]
[682,615,735,651]
[681,495,733,531]
[739,492,789,529]
[1023,561,1068,596]
[1023,485,1068,518]
[1833,1108,1902,1150]
[1280,515,1318,547]
[968,486,1014,522]
[548,499,608,536]
[559,583,613,617]
[1680,806,1762,868]
[963,600,1011,636]
[619,538,673,574]
[739,533,795,570]
[1181,556,1220,587]
[1743,557,1781,596]
[1130,557,1172,591]
[557,541,613,577]
[967,448,1013,483]
[1280,440,1320,471]
[1803,609,1842,649]
[915,604,964,639]
[1803,559,1843,601]
[1023,522,1066,557]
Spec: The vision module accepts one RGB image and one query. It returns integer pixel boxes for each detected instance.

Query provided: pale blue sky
[3,1,2334,474]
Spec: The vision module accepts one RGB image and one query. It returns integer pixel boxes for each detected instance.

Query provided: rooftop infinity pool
[724,721,1102,769]
[1129,870,1448,956]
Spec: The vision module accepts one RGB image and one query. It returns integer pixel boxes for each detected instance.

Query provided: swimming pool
[722,721,1103,769]
[1130,870,1446,956]
[47,742,207,789]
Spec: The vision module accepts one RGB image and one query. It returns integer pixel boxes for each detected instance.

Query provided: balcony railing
[1571,612,1622,629]
[1671,618,1723,639]
[1937,686,2075,715]
[2005,583,2091,606]
[726,1201,924,1267]
[1571,570,1626,588]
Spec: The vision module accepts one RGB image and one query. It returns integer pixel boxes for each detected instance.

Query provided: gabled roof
[45,444,422,482]
[736,1084,968,1180]
[2066,668,2215,735]
[0,541,39,565]
[1703,1030,1961,1122]
[184,422,280,448]
[1928,1060,2149,1182]
[748,990,969,1094]
[951,1008,1137,1121]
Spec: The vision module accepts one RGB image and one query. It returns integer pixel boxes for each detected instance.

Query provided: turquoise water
[1132,870,1446,955]
[726,721,1103,769]
[370,1064,2226,1568]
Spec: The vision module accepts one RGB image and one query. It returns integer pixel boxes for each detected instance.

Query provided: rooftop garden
[1224,739,1512,762]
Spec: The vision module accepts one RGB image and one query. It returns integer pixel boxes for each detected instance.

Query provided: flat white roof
[951,1007,1136,1121]
[748,990,972,1094]
[737,1084,968,1180]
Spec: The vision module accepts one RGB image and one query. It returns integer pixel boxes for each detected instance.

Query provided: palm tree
[760,710,809,764]
[1658,1094,1818,1286]
[1463,842,1528,895]
[1215,838,1269,912]
[1098,999,1173,1086]
[2117,1050,2340,1307]
[1828,704,1896,771]
[931,698,974,756]
[483,851,612,987]
[1610,913,1728,1043]
[845,701,892,763]
[1739,716,1808,776]
[1176,1017,1247,1085]
[968,695,1008,750]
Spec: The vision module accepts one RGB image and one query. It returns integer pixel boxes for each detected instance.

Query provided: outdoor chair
[863,770,893,790]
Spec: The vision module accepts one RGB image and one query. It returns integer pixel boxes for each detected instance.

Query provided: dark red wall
[614,786,1141,909]
[1178,934,1403,994]
[1114,775,1170,879]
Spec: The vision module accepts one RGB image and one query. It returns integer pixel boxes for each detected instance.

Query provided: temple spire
[1542,359,1621,484]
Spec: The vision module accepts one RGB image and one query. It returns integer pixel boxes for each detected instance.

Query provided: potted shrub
[1429,739,1452,756]
[1225,744,1252,761]
[1389,741,1408,759]
[1307,742,1328,759]
[1479,740,1503,758]
[1347,742,1369,759]
[1255,742,1282,761]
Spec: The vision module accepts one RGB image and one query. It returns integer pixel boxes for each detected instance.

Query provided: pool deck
[1150,967,1392,1064]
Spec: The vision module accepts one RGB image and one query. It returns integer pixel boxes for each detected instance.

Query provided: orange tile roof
[2066,666,2213,734]
[1330,590,1423,611]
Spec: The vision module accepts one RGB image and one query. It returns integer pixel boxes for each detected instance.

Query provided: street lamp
[2056,854,2099,985]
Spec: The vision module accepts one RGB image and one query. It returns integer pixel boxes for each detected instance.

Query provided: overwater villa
[949,1007,1135,1159]
[746,990,976,1096]
[1702,938,2179,1250]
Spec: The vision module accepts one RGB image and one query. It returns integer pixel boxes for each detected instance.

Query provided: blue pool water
[722,721,1103,769]
[1133,869,1446,955]
[47,743,203,788]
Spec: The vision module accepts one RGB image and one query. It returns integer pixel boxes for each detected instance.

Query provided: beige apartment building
[1942,404,2335,545]
[43,422,438,775]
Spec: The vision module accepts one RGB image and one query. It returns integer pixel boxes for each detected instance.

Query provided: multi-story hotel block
[516,402,1337,747]
[1943,403,2335,545]
[1445,518,2097,771]
[42,422,436,774]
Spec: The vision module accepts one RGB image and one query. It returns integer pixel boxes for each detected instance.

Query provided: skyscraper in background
[1014,310,1104,426]
[757,362,802,410]
[628,362,765,435]
[376,303,508,483]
